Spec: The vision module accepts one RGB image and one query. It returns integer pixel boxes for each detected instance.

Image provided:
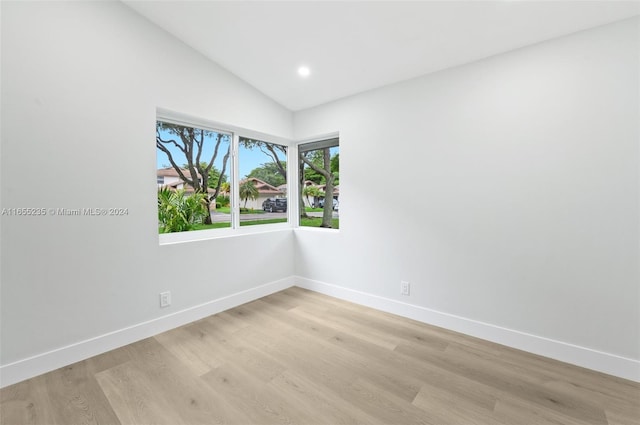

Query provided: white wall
[0,0,294,384]
[294,18,639,375]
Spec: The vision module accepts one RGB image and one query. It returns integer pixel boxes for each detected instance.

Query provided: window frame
[157,108,293,245]
[294,133,340,232]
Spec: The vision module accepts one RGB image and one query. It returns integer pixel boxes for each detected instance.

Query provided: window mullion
[289,144,299,227]
[231,133,241,229]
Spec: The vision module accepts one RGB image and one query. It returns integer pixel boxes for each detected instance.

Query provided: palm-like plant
[303,185,322,208]
[220,182,231,196]
[158,188,208,233]
[239,180,259,208]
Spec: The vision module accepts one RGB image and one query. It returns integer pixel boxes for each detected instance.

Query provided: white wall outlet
[160,291,171,308]
[401,281,410,296]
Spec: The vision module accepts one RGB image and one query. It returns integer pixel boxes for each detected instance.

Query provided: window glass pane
[238,137,288,227]
[299,139,339,229]
[156,120,231,233]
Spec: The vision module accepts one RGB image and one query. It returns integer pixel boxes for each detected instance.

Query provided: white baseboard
[3,275,638,387]
[0,276,294,388]
[295,276,640,383]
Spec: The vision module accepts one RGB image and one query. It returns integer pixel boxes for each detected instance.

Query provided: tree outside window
[299,138,339,229]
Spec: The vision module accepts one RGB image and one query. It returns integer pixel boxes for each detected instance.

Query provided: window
[156,120,232,233]
[298,138,339,229]
[156,115,289,238]
[238,137,288,226]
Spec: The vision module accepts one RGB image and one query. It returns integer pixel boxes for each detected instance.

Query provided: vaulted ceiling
[123,1,640,111]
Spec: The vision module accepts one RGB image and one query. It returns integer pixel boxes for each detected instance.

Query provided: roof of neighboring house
[157,167,202,179]
[241,177,283,195]
[318,184,339,195]
[304,182,339,195]
[160,182,216,194]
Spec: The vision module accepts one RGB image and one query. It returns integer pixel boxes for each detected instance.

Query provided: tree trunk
[203,193,212,225]
[320,148,334,228]
[298,153,309,219]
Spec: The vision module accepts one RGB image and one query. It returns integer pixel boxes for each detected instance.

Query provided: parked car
[262,197,287,212]
[319,197,339,210]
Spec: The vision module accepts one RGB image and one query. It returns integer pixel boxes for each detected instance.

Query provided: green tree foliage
[240,138,287,183]
[215,195,230,208]
[247,162,286,187]
[302,150,325,184]
[331,153,339,173]
[158,188,208,233]
[303,185,323,207]
[331,153,339,185]
[208,166,226,189]
[183,162,226,189]
[303,150,339,185]
[239,179,259,208]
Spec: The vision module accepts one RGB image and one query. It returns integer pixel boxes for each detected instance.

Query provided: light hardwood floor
[2,287,638,424]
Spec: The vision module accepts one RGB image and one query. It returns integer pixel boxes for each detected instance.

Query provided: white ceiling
[122,1,640,111]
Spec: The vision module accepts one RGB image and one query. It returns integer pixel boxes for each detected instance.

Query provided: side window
[298,138,339,229]
[238,138,288,227]
[156,120,231,233]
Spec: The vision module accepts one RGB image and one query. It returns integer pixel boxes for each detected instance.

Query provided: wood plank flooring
[1,287,638,424]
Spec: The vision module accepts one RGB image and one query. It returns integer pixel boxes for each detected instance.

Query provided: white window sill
[159,222,292,245]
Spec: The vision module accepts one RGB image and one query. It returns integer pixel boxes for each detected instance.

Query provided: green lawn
[190,218,288,230]
[240,218,287,226]
[214,207,264,214]
[240,208,264,214]
[161,216,339,233]
[300,217,339,229]
[216,207,336,216]
[190,222,231,230]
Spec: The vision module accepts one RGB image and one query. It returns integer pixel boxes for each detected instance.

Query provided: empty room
[1,1,639,424]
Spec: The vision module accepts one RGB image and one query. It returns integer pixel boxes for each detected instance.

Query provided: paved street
[210,211,338,222]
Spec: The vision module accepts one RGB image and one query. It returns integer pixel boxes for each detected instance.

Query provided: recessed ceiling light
[298,66,310,77]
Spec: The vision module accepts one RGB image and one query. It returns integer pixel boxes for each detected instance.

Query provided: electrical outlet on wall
[401,281,410,296]
[160,291,171,308]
